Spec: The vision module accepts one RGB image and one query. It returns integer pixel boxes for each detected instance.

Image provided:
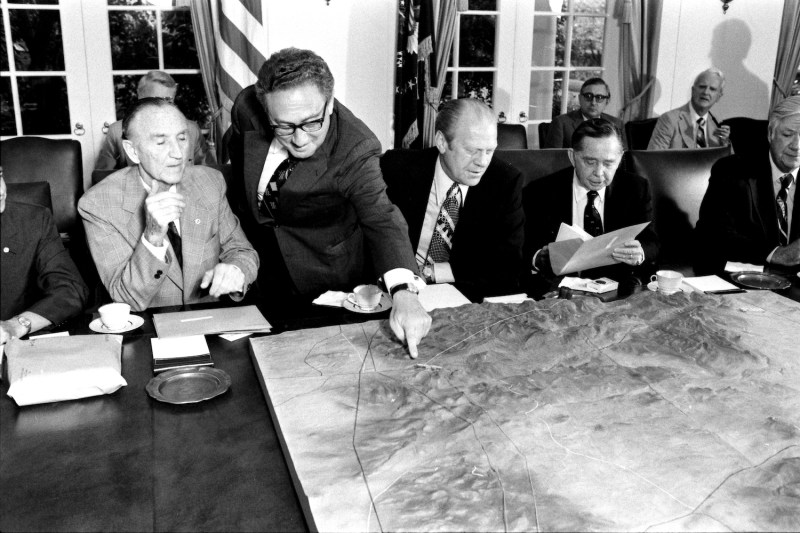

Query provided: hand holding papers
[548,222,650,275]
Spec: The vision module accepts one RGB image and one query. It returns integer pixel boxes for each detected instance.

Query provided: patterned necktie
[777,173,793,246]
[584,190,603,237]
[427,183,462,263]
[696,117,707,148]
[167,221,182,269]
[259,156,298,217]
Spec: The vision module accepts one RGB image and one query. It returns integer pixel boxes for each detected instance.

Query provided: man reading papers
[79,98,259,311]
[524,119,659,284]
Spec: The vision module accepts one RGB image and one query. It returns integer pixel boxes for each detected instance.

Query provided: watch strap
[390,283,420,297]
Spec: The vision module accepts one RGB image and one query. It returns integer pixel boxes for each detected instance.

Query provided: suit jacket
[523,166,659,276]
[380,148,525,297]
[228,85,417,295]
[647,103,728,150]
[695,153,800,274]
[1,199,89,322]
[94,119,216,170]
[78,165,259,311]
[543,109,624,149]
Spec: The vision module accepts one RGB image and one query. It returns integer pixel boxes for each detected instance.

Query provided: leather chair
[626,145,732,272]
[537,122,550,148]
[494,148,572,187]
[624,118,658,150]
[497,123,528,150]
[5,181,53,211]
[720,116,769,158]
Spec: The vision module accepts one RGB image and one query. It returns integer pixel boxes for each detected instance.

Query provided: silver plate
[730,271,791,290]
[146,367,231,404]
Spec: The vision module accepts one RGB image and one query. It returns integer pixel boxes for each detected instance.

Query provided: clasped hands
[143,181,243,297]
[771,239,800,267]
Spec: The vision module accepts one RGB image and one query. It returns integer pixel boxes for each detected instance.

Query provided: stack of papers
[549,222,650,275]
[419,284,471,311]
[152,305,271,338]
[724,261,764,272]
[151,335,212,373]
[682,275,743,294]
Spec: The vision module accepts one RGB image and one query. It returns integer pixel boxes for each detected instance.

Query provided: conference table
[1,270,798,532]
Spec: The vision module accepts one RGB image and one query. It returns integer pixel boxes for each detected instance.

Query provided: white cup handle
[650,274,658,283]
[346,293,357,306]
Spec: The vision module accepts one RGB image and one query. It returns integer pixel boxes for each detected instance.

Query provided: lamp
[721,0,733,14]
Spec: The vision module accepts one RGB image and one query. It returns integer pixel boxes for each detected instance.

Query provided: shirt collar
[572,173,606,203]
[769,156,798,185]
[434,157,468,204]
[140,176,177,194]
[689,106,708,124]
[268,138,289,158]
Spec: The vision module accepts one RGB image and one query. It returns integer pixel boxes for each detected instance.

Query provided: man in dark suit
[695,95,800,274]
[543,77,624,149]
[524,118,658,285]
[228,47,430,357]
[381,99,525,299]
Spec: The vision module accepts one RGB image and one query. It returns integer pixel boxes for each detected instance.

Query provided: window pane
[458,15,495,67]
[162,10,198,69]
[528,71,556,121]
[574,0,606,14]
[570,16,605,67]
[1,77,16,135]
[468,0,496,10]
[1,10,7,71]
[442,72,454,103]
[8,1,59,5]
[112,74,138,121]
[534,0,566,13]
[172,74,209,128]
[554,15,567,67]
[10,9,65,71]
[458,71,493,106]
[551,75,564,118]
[108,0,183,5]
[18,76,68,134]
[531,15,558,67]
[109,10,158,70]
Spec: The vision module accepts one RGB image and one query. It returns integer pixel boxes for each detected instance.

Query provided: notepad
[682,275,740,293]
[151,335,213,373]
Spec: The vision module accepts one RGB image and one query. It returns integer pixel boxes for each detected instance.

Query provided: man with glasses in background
[543,77,624,149]
[228,47,431,358]
[95,70,217,170]
[648,68,731,150]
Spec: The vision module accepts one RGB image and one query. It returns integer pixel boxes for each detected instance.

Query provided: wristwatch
[390,283,420,298]
[16,315,32,337]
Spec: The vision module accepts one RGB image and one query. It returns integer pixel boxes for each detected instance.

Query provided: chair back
[720,116,769,158]
[537,122,550,148]
[497,124,528,150]
[494,149,572,187]
[5,182,53,212]
[624,118,658,150]
[1,137,83,238]
[626,145,732,269]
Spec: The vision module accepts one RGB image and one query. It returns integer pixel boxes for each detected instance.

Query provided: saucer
[342,293,393,314]
[89,315,144,334]
[647,281,685,295]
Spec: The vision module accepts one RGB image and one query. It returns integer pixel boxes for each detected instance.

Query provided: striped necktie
[259,156,298,218]
[696,117,707,148]
[777,173,793,245]
[427,183,462,263]
[584,190,603,237]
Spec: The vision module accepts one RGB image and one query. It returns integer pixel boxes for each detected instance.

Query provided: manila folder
[549,222,650,275]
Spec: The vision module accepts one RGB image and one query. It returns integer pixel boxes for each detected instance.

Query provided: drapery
[420,0,467,147]
[617,0,663,122]
[770,0,800,109]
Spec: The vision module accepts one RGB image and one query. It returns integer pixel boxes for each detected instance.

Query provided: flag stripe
[239,0,262,24]
[219,11,267,75]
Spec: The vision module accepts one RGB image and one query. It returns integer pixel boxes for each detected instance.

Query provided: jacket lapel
[792,177,800,241]
[243,131,270,218]
[407,149,438,248]
[678,106,694,148]
[178,173,213,292]
[752,157,780,244]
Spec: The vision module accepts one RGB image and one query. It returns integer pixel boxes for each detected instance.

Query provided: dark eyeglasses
[270,100,328,137]
[581,92,610,103]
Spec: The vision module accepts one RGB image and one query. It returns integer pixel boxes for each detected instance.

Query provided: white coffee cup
[98,302,131,330]
[651,270,683,293]
[346,284,383,311]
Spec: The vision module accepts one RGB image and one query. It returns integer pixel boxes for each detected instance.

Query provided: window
[442,0,497,107]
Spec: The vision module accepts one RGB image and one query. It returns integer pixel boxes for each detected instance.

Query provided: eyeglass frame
[268,99,330,137]
[580,92,610,103]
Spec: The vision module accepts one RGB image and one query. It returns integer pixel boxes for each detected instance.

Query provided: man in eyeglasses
[95,71,217,171]
[228,47,431,358]
[648,68,731,150]
[543,77,624,149]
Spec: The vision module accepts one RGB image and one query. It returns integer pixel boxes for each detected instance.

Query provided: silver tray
[146,367,231,404]
[730,271,791,290]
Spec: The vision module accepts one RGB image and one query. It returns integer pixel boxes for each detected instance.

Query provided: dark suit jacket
[695,153,800,274]
[543,109,624,149]
[1,199,88,323]
[380,148,525,297]
[228,85,417,295]
[523,166,659,277]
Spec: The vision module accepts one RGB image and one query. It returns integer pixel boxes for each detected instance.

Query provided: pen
[704,289,746,295]
[180,316,213,322]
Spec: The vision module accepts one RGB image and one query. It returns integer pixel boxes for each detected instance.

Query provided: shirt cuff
[532,248,543,272]
[766,246,779,263]
[141,234,169,262]
[383,268,426,293]
[432,262,455,284]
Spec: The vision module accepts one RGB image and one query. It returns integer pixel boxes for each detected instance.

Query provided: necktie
[167,221,182,269]
[259,156,298,217]
[584,190,603,237]
[696,117,707,148]
[427,183,462,263]
[777,173,793,246]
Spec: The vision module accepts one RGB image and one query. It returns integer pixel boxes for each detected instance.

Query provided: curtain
[421,0,468,147]
[617,0,663,122]
[770,0,800,109]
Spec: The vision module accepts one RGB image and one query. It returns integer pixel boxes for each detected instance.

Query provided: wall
[653,0,783,120]
[264,0,397,150]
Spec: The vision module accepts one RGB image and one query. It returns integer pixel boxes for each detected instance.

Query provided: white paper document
[724,261,764,273]
[682,275,740,293]
[150,335,210,360]
[153,305,271,338]
[419,284,471,311]
[548,222,650,275]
